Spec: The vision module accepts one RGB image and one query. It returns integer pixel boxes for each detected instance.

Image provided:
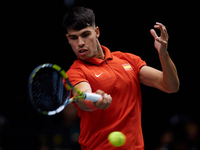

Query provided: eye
[82,32,90,38]
[69,35,78,40]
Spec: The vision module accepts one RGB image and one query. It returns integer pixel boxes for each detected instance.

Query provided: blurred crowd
[155,115,199,150]
[0,104,199,150]
[0,103,81,150]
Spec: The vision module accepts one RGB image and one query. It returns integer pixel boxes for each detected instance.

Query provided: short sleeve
[126,53,147,72]
[66,67,88,86]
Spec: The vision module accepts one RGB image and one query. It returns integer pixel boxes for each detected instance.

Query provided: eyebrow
[68,30,91,37]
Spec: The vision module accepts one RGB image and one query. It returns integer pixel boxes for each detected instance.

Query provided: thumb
[150,29,158,40]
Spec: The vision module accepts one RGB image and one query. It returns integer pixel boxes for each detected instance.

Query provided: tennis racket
[28,63,101,115]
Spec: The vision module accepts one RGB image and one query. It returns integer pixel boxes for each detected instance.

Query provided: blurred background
[1,0,199,149]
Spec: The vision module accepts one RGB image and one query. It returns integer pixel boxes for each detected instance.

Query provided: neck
[94,40,105,60]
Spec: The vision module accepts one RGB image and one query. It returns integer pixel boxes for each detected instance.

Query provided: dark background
[1,0,199,149]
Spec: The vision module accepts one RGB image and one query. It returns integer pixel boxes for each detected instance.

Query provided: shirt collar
[79,45,113,66]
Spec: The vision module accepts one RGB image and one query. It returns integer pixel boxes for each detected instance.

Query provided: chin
[78,55,90,60]
[79,53,94,60]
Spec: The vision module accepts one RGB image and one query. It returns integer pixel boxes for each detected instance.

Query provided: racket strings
[31,68,67,111]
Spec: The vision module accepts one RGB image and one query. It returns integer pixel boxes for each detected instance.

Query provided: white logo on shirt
[95,72,103,77]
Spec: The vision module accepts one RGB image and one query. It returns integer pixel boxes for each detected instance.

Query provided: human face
[66,26,100,60]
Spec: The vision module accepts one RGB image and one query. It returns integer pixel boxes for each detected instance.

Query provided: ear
[95,26,100,38]
[66,34,71,44]
[66,34,69,39]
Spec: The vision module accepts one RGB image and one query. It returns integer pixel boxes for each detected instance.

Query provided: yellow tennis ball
[108,131,126,147]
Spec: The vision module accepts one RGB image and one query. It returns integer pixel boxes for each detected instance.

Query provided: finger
[155,22,168,39]
[156,22,164,26]
[150,29,158,40]
[103,94,112,109]
[94,93,107,108]
[94,98,103,107]
[101,102,109,109]
[103,93,108,99]
[154,22,164,31]
[98,94,111,109]
[96,89,105,97]
[106,94,112,105]
[155,22,165,28]
[98,94,108,109]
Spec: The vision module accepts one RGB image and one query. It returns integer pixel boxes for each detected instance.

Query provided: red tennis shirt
[66,45,146,150]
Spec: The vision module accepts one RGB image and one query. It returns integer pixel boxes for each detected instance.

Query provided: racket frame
[28,63,100,115]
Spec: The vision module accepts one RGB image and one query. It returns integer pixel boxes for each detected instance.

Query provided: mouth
[78,48,88,56]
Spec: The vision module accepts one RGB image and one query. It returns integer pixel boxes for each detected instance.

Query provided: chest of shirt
[81,56,140,94]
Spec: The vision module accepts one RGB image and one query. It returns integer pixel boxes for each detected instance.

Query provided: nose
[78,37,85,47]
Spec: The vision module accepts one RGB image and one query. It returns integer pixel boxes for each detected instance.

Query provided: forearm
[73,82,94,111]
[159,51,180,93]
[73,82,112,111]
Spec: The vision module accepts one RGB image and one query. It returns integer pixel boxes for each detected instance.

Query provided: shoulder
[69,60,85,69]
[112,51,146,71]
[112,51,145,63]
[67,60,86,77]
[66,60,88,85]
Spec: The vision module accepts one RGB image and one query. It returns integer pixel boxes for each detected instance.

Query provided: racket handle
[84,93,102,102]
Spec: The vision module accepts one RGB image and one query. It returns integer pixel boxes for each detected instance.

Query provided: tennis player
[63,6,179,150]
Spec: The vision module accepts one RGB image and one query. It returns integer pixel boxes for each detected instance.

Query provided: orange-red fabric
[85,100,98,111]
[67,45,146,150]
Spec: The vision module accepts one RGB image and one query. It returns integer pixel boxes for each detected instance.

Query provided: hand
[150,22,169,55]
[93,90,112,110]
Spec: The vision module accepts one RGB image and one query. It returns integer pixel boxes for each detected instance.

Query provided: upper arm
[139,66,166,92]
